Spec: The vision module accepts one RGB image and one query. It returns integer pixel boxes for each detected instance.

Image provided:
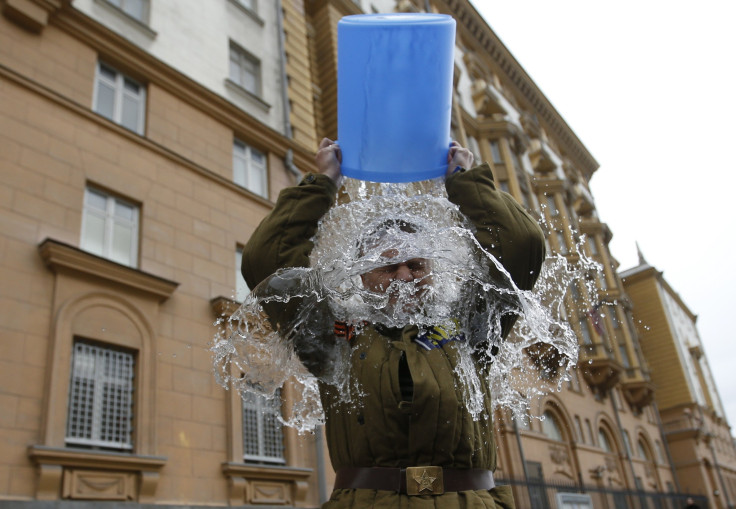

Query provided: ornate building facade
[0,0,728,507]
[622,254,736,509]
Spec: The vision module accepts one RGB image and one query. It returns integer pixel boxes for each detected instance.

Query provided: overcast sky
[469,0,736,429]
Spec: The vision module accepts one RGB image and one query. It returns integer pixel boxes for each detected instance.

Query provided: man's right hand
[315,138,342,183]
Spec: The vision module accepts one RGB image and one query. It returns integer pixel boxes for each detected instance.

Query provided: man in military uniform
[242,138,546,508]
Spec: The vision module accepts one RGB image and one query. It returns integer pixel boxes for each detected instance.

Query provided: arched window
[638,439,651,461]
[542,410,564,441]
[598,428,613,453]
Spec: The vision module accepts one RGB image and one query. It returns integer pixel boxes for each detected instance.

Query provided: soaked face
[360,248,432,313]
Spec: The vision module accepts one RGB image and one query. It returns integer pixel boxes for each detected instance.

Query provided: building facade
[0,0,726,508]
[622,254,736,509]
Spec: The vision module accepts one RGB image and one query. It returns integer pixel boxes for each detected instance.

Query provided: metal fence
[497,477,709,509]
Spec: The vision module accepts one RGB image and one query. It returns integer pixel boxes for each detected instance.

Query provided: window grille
[233,139,268,198]
[66,340,135,450]
[81,187,139,268]
[94,62,146,134]
[242,390,285,464]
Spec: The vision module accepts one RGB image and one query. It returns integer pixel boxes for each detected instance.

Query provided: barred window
[66,340,135,450]
[242,390,284,463]
[233,139,267,198]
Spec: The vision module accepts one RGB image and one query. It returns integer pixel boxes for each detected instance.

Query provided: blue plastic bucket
[337,14,456,183]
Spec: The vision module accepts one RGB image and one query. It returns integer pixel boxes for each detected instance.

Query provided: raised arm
[242,138,341,288]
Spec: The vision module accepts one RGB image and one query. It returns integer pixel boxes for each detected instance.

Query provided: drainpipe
[651,400,681,493]
[512,415,533,503]
[610,391,637,491]
[315,425,328,504]
[275,0,302,185]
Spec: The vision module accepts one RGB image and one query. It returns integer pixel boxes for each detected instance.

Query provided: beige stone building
[622,254,736,509]
[0,0,726,507]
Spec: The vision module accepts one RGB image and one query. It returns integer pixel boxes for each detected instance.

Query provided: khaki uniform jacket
[243,164,546,509]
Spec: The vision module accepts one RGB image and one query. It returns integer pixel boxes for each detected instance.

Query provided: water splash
[212,177,600,433]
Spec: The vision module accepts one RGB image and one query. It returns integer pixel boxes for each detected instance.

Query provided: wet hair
[356,219,421,257]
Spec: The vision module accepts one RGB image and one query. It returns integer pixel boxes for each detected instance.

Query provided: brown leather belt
[334,466,495,496]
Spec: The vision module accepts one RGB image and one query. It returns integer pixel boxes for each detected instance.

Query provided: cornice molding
[222,462,313,480]
[28,445,167,471]
[439,0,599,180]
[38,238,179,301]
[49,5,317,173]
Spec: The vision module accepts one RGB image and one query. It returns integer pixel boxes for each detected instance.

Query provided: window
[242,390,285,463]
[467,136,482,165]
[66,340,135,450]
[234,0,256,11]
[587,235,599,255]
[81,187,139,268]
[598,428,613,452]
[575,416,585,443]
[555,232,568,255]
[235,246,250,302]
[233,139,267,198]
[578,315,592,345]
[542,411,563,441]
[546,195,559,217]
[229,42,261,96]
[489,139,504,165]
[94,62,146,134]
[637,439,649,460]
[103,0,149,23]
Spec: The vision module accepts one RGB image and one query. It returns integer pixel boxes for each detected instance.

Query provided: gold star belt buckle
[406,466,444,496]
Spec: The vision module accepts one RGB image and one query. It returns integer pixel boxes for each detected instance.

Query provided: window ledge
[227,0,265,26]
[93,0,157,39]
[225,78,271,113]
[39,238,178,301]
[28,445,166,502]
[222,463,312,506]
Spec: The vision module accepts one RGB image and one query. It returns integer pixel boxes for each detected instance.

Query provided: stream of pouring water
[212,177,601,433]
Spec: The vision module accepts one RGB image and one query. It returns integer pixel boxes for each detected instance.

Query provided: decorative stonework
[549,444,574,480]
[222,463,312,507]
[621,379,656,411]
[1,0,66,32]
[28,446,166,502]
[63,470,136,500]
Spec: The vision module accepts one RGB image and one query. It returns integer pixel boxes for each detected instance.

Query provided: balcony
[529,139,557,173]
[620,377,655,411]
[580,354,623,394]
[471,80,507,118]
